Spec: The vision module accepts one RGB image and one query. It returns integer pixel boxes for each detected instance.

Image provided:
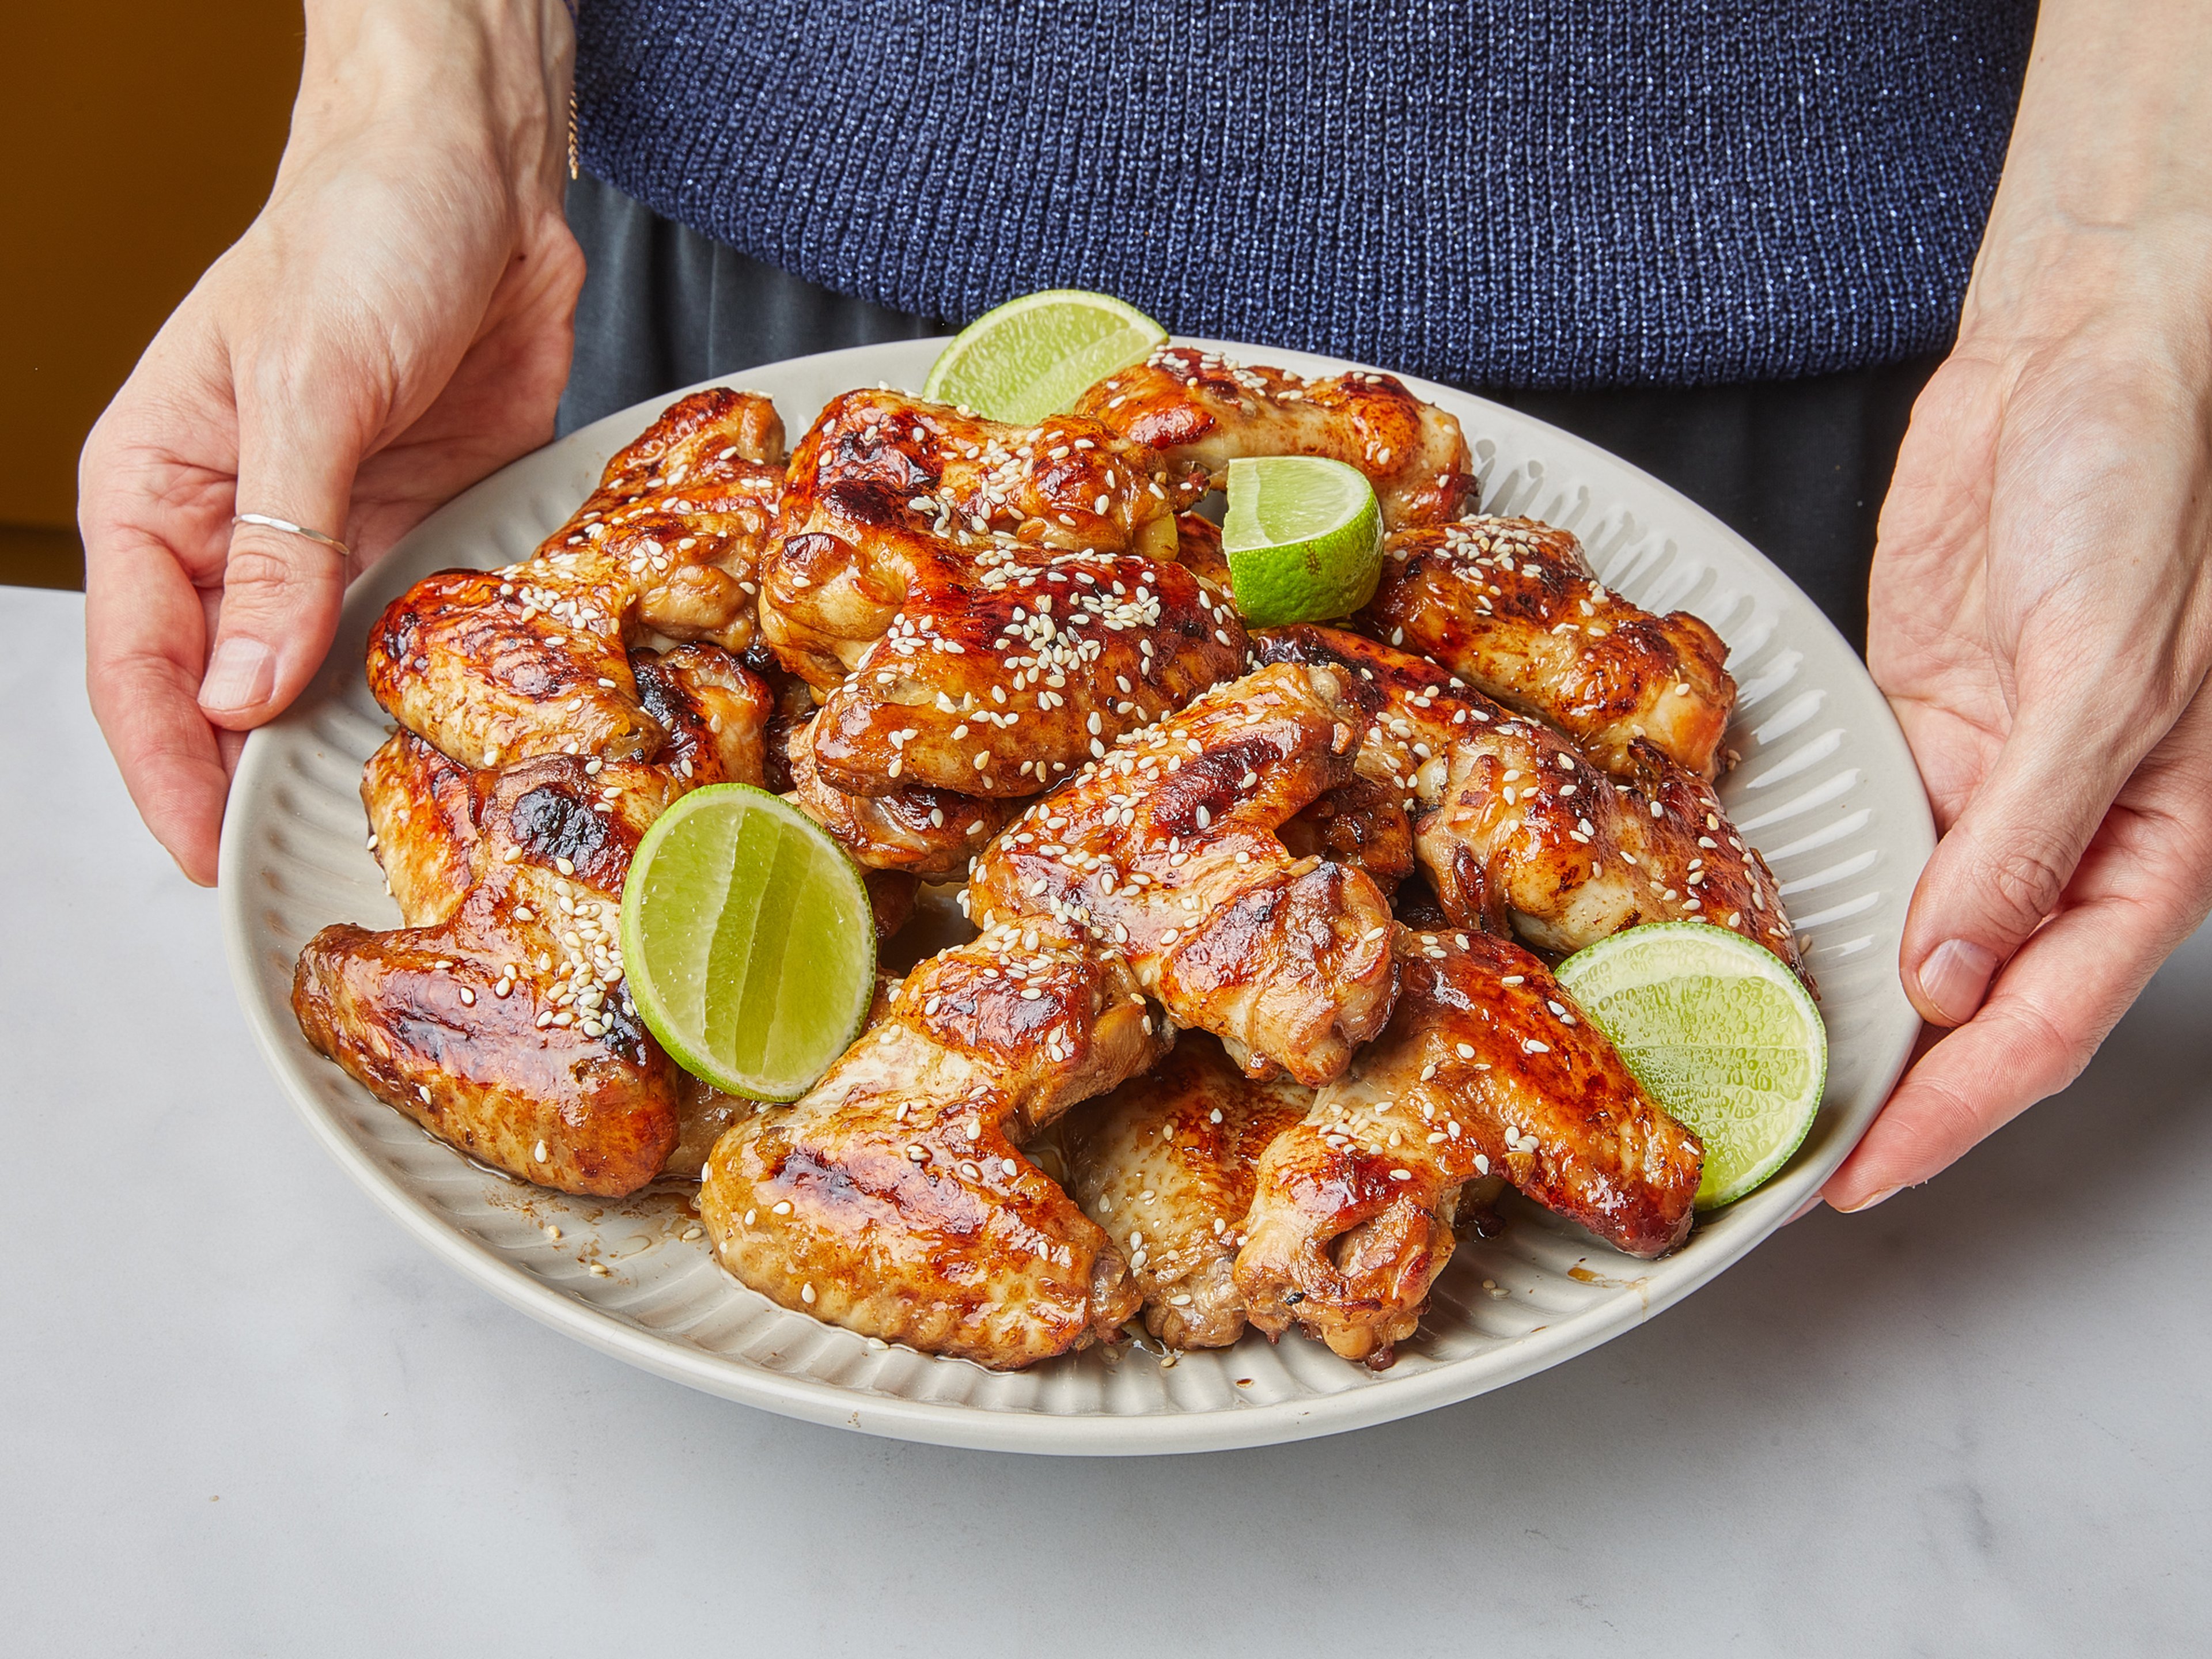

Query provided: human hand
[1825,0,2212,1210]
[80,0,581,884]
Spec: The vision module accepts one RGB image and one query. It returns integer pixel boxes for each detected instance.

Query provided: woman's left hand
[1824,0,2212,1210]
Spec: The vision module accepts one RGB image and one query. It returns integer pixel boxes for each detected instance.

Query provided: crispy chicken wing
[1419,726,1803,975]
[1075,345,1478,529]
[755,389,1244,798]
[366,389,786,768]
[361,643,771,927]
[297,756,690,1196]
[1235,931,1702,1363]
[803,535,1247,798]
[301,650,772,1195]
[1256,626,1800,974]
[1058,1036,1309,1349]
[758,388,1198,684]
[698,918,1167,1369]
[968,661,1399,1086]
[1362,516,1736,779]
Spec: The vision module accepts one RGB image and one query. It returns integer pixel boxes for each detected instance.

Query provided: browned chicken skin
[805,533,1247,799]
[297,756,690,1197]
[968,661,1400,1086]
[1418,729,1804,976]
[758,388,1198,679]
[1256,625,1801,976]
[362,732,482,928]
[300,647,774,1196]
[1075,346,1479,529]
[1058,1036,1309,1349]
[1362,516,1736,779]
[1235,931,1702,1365]
[1281,775,1416,900]
[755,389,1243,800]
[698,918,1167,1369]
[786,717,1012,877]
[366,389,786,769]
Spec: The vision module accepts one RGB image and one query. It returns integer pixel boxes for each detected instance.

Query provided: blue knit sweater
[577,1,2036,388]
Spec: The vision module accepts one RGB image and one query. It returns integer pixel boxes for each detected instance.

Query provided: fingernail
[199,638,276,713]
[1839,1185,1902,1214]
[1916,938,1997,1024]
[1785,1194,1825,1224]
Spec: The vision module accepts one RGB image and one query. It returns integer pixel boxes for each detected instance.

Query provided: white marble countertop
[6,584,2206,1654]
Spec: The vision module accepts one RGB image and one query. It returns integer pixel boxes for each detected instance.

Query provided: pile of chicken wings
[296,343,1802,1371]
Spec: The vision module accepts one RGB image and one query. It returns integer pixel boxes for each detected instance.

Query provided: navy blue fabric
[576,1,2035,389]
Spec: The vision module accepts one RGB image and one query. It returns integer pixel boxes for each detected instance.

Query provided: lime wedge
[921,289,1168,423]
[1221,456,1384,627]
[1555,921,1827,1210]
[618,785,875,1101]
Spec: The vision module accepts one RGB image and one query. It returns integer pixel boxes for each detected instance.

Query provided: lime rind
[1221,456,1384,627]
[619,784,875,1103]
[921,289,1168,424]
[1555,921,1827,1210]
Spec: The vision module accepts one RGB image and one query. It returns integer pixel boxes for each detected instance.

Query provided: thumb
[1898,692,2145,1027]
[197,369,368,728]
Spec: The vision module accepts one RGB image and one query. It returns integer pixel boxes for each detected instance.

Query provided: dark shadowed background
[1,5,300,589]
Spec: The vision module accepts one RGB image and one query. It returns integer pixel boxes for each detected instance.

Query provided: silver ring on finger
[232,512,353,563]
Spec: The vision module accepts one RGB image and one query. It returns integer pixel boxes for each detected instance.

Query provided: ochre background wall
[1,5,302,588]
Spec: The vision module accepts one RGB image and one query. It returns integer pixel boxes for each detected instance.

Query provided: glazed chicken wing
[1257,626,1800,975]
[1058,1036,1309,1349]
[698,918,1167,1369]
[361,643,772,920]
[297,756,691,1196]
[1075,345,1479,529]
[1419,725,1804,975]
[301,649,773,1195]
[968,661,1399,1086]
[367,388,786,769]
[1235,931,1702,1364]
[756,389,1243,798]
[1362,516,1736,778]
[803,533,1247,799]
[757,388,1197,683]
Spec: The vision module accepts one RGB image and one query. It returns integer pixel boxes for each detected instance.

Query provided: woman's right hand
[81,0,582,884]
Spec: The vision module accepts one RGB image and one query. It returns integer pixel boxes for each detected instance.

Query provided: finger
[84,523,228,885]
[1896,647,2191,1026]
[198,354,370,729]
[1825,888,2187,1209]
[1831,701,2212,1207]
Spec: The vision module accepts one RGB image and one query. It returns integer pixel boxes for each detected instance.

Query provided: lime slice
[619,785,875,1101]
[1555,921,1827,1210]
[921,289,1168,423]
[1221,456,1384,627]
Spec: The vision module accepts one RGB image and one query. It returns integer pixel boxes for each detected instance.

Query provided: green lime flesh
[921,289,1168,424]
[1221,456,1384,627]
[618,785,875,1102]
[1555,921,1827,1209]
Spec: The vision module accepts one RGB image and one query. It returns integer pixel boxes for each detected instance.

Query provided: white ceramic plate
[222,338,1934,1455]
